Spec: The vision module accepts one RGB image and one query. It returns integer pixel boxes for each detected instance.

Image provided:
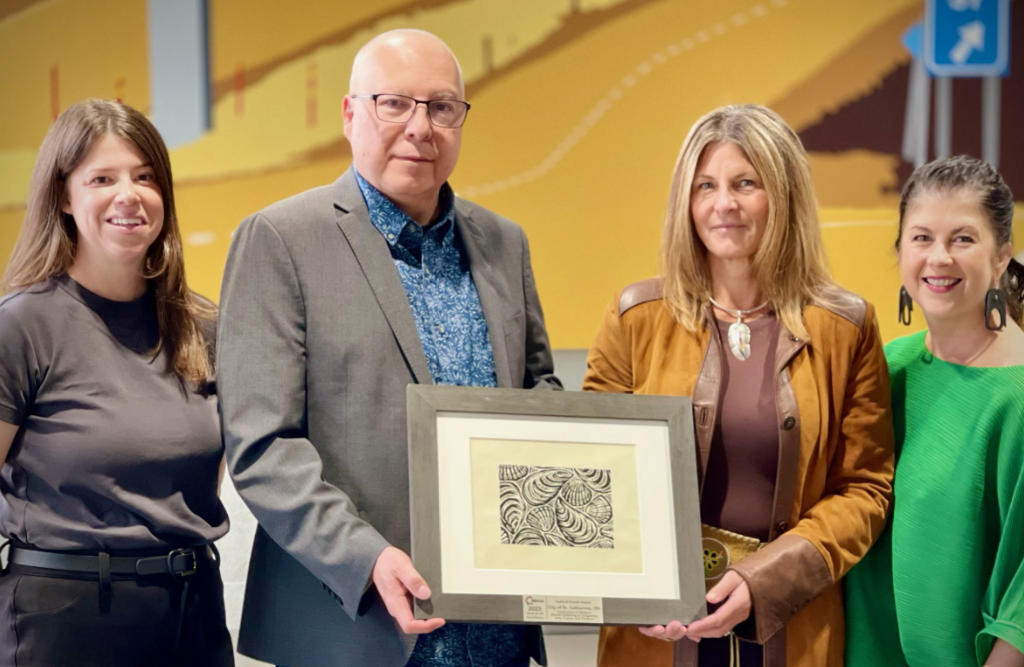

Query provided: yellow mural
[1,0,1021,347]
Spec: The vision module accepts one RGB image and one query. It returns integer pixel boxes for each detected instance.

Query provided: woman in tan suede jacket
[585,105,894,667]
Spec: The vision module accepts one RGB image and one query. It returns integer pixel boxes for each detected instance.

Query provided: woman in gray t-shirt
[0,100,232,666]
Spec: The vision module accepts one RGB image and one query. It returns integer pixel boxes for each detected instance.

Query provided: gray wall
[551,348,588,392]
[147,0,210,147]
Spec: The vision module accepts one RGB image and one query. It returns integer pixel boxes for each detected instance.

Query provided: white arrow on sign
[950,20,985,64]
[949,0,983,11]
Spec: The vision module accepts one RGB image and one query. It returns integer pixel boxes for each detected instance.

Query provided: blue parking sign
[925,0,1010,76]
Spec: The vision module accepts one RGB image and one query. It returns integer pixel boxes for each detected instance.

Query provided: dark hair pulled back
[897,155,1023,326]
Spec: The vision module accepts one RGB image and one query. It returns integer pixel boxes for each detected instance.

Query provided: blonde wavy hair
[2,99,214,389]
[659,104,834,340]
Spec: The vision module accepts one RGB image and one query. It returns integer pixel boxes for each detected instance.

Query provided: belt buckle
[167,548,198,577]
[702,537,730,582]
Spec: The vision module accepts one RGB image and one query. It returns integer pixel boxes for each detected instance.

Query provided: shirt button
[782,416,796,430]
[776,521,789,534]
[438,324,445,333]
[387,233,394,240]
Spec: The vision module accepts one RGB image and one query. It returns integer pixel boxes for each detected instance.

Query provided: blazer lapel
[333,170,432,385]
[455,201,513,388]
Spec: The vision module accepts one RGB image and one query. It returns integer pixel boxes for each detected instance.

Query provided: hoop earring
[985,288,1007,331]
[898,286,913,326]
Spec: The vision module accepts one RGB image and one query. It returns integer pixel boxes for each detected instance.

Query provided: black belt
[10,545,212,578]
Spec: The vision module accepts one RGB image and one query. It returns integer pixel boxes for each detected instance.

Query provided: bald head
[350,29,464,97]
[342,29,467,226]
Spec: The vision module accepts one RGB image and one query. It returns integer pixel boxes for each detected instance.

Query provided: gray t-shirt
[0,275,228,550]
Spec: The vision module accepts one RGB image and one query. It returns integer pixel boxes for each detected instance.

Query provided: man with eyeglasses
[218,29,559,667]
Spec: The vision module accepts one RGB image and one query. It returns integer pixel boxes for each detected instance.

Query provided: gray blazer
[218,168,560,667]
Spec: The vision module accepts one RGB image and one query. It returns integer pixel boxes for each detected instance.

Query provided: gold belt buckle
[702,536,731,584]
[700,524,762,592]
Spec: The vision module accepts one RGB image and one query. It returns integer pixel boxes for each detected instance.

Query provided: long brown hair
[897,155,1024,326]
[2,99,214,388]
[659,104,835,340]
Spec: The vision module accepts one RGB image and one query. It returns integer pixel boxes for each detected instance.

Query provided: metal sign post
[901,23,931,168]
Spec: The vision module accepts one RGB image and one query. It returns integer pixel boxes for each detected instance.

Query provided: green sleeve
[976,408,1024,665]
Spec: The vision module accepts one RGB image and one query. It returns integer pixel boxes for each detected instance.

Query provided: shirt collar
[354,169,456,248]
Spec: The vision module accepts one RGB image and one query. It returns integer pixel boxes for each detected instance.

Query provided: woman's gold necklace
[709,297,771,361]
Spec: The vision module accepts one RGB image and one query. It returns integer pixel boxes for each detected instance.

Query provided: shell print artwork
[521,468,574,506]
[498,464,529,481]
[560,479,594,507]
[584,494,613,523]
[525,505,556,532]
[497,464,614,549]
[499,481,524,534]
[576,468,611,490]
[554,498,600,544]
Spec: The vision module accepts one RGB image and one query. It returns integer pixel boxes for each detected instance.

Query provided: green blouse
[845,331,1024,666]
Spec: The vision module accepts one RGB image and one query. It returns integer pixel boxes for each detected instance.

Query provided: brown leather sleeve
[582,293,634,394]
[729,534,832,642]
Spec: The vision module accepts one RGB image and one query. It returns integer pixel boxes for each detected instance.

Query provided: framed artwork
[407,385,706,626]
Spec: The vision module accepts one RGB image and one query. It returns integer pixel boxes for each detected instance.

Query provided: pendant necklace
[709,297,770,361]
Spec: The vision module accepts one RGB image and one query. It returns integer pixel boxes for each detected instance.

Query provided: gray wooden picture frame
[407,385,707,626]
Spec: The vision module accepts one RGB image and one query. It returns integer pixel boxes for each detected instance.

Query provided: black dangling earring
[985,288,1007,331]
[898,286,913,326]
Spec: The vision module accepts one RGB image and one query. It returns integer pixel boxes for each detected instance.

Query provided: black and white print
[498,465,614,548]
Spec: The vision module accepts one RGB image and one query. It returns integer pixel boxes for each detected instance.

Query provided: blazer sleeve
[520,228,561,390]
[730,304,895,641]
[582,292,634,394]
[218,213,391,620]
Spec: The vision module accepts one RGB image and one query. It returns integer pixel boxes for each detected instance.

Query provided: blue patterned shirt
[355,172,526,667]
[356,171,498,388]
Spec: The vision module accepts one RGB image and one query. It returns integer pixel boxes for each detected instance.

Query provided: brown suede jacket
[585,279,895,667]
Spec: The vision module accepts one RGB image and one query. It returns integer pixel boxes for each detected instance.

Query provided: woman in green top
[844,155,1024,667]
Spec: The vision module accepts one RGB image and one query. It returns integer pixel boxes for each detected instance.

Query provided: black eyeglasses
[350,94,471,128]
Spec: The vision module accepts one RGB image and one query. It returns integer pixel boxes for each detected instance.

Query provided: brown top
[700,313,781,542]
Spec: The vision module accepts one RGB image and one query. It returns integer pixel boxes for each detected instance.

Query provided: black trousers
[0,555,234,667]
